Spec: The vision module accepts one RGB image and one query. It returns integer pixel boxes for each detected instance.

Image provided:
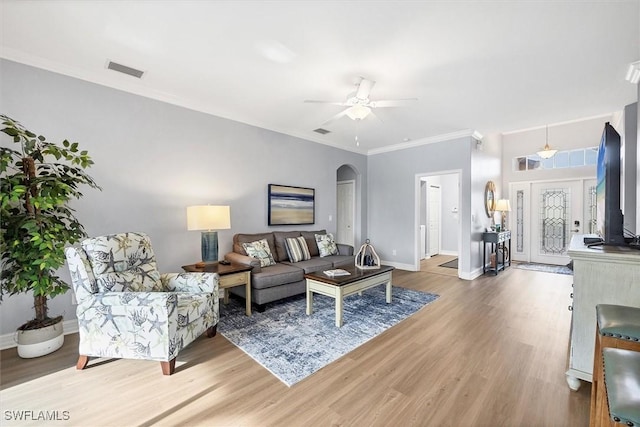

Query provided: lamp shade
[494,199,511,212]
[187,205,231,231]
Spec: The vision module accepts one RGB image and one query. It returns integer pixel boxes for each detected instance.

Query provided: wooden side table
[182,262,252,316]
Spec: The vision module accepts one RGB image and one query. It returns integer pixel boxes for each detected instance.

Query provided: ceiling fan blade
[368,109,383,123]
[355,78,376,100]
[369,98,418,108]
[304,100,350,106]
[320,108,350,126]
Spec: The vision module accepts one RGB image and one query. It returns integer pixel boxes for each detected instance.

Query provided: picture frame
[268,184,315,226]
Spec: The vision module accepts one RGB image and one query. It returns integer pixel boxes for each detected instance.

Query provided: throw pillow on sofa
[284,236,311,263]
[315,233,339,257]
[242,239,276,267]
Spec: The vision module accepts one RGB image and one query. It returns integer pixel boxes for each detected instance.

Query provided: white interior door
[336,180,355,246]
[428,185,441,256]
[531,180,584,265]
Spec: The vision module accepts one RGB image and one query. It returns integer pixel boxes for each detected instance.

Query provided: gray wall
[471,133,502,273]
[0,59,367,334]
[367,136,499,276]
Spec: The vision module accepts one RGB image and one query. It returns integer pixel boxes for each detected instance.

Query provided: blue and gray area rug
[218,286,439,387]
[515,262,573,275]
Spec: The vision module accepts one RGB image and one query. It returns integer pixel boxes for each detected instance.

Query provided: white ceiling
[1,1,639,154]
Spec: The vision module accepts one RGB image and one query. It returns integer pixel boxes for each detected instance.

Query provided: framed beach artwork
[268,184,315,225]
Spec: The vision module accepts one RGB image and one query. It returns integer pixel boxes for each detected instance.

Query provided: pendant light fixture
[537,125,558,159]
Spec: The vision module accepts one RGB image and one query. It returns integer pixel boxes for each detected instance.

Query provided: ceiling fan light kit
[345,105,371,120]
[305,77,417,126]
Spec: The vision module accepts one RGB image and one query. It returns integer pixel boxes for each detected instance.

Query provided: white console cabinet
[566,235,640,391]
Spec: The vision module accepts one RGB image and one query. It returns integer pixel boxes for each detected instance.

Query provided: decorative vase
[16,319,64,358]
[355,239,381,270]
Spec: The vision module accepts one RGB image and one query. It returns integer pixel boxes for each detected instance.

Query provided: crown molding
[501,113,615,136]
[366,129,476,155]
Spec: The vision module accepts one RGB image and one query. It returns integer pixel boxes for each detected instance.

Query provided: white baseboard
[439,250,458,257]
[460,267,484,281]
[1,319,78,350]
[382,260,417,271]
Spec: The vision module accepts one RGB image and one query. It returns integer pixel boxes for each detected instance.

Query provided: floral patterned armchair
[64,231,219,375]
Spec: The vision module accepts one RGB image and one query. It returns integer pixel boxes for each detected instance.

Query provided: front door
[530,180,585,265]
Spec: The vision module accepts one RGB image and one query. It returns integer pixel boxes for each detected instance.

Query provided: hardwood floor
[420,254,459,277]
[0,266,590,426]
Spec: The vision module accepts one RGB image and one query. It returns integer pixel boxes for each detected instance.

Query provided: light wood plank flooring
[0,266,590,426]
[420,254,459,277]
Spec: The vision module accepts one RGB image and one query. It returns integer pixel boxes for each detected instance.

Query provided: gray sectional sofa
[224,230,354,311]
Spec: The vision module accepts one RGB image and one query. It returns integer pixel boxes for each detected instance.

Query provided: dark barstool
[602,348,640,427]
[590,304,640,427]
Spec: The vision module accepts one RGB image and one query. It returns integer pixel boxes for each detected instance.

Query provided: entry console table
[565,235,640,391]
[482,230,511,275]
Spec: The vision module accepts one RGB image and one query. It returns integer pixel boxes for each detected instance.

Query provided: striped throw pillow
[284,236,311,263]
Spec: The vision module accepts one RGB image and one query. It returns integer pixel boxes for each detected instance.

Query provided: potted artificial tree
[0,115,100,358]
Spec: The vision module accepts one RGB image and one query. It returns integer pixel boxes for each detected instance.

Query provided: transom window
[513,147,597,171]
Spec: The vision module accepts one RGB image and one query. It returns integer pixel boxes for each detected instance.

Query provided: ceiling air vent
[106,61,145,78]
[313,128,331,135]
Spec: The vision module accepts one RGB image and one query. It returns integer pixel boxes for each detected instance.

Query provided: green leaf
[0,115,99,317]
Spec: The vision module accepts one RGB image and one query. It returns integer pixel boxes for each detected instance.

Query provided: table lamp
[494,199,511,231]
[187,205,231,267]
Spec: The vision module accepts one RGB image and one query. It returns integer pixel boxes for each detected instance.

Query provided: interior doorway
[417,172,461,276]
[336,180,355,247]
[336,165,359,248]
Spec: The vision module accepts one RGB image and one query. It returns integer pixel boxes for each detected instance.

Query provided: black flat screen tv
[596,122,626,245]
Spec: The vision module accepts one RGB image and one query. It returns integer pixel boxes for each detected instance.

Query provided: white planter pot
[17,320,64,358]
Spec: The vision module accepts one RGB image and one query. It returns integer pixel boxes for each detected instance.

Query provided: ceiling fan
[304,77,417,125]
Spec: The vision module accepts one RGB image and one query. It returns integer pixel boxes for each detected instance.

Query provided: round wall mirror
[484,181,496,217]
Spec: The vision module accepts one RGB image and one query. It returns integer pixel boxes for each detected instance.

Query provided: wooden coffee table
[305,265,394,327]
[182,262,252,316]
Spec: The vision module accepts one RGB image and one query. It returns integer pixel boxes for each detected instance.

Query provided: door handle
[571,229,580,232]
